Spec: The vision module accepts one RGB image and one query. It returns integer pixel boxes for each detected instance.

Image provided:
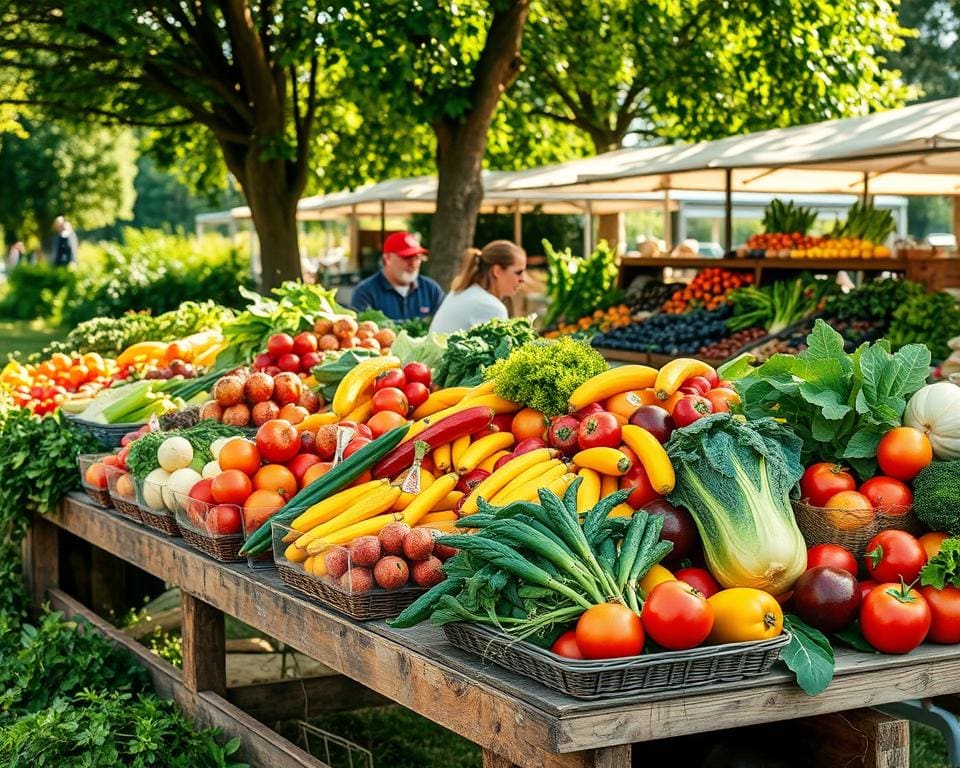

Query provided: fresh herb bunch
[824,279,925,326]
[487,337,607,416]
[127,421,245,479]
[219,282,348,366]
[542,240,624,329]
[762,199,818,235]
[433,318,538,388]
[389,484,672,646]
[734,319,930,479]
[41,301,234,359]
[829,200,896,242]
[727,275,837,335]
[888,291,960,360]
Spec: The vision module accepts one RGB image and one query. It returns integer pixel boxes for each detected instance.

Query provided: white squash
[157,436,193,472]
[142,467,171,510]
[904,382,960,459]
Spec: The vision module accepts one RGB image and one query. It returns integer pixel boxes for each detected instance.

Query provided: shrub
[0,263,76,320]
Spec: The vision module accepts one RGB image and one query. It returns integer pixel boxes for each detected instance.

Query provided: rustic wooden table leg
[181,591,226,697]
[482,745,631,768]
[22,515,60,616]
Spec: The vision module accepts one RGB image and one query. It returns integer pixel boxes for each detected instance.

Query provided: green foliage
[781,615,835,696]
[487,337,607,416]
[888,291,960,361]
[736,320,931,478]
[0,263,76,320]
[542,240,623,329]
[825,278,926,326]
[434,318,539,389]
[914,462,960,536]
[762,200,818,235]
[889,0,960,102]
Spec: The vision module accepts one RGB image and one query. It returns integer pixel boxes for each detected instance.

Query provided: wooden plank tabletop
[48,495,960,755]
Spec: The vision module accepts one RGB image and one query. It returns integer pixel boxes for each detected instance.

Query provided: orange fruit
[605,390,657,420]
[511,408,549,441]
[252,464,297,498]
[366,409,406,438]
[218,439,262,476]
[919,531,950,563]
[278,403,309,425]
[303,461,333,487]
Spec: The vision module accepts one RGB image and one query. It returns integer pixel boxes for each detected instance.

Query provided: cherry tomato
[806,543,858,578]
[920,586,960,644]
[575,603,644,659]
[371,387,409,416]
[672,395,713,428]
[550,630,583,659]
[641,581,713,650]
[800,463,856,507]
[858,476,913,514]
[674,567,721,598]
[374,369,406,392]
[703,387,740,414]
[402,361,432,387]
[577,411,622,450]
[864,530,926,584]
[876,426,933,481]
[860,582,930,654]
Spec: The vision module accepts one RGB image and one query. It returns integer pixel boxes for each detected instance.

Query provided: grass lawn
[0,319,66,358]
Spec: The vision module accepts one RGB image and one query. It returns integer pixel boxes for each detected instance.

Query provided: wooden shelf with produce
[618,252,960,292]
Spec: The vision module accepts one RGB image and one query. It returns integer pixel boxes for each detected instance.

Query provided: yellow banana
[460,447,558,515]
[654,358,716,401]
[490,458,564,505]
[600,473,620,499]
[415,519,457,532]
[305,485,402,553]
[307,511,401,548]
[393,468,436,510]
[458,432,515,474]
[544,472,577,500]
[496,463,569,504]
[461,380,497,401]
[401,418,430,443]
[417,510,458,525]
[290,479,387,533]
[431,490,464,512]
[576,468,601,513]
[433,442,452,472]
[401,472,460,526]
[411,387,471,419]
[567,365,658,413]
[451,434,471,471]
[332,356,400,416]
[572,447,633,476]
[621,424,675,494]
[479,449,511,473]
[343,398,373,424]
[302,554,316,572]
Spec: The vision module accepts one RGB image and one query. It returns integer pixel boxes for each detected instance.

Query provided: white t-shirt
[429,283,508,334]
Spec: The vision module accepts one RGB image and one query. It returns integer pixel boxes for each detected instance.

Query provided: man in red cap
[350,231,444,321]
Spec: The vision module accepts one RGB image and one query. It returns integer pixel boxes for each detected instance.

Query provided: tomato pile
[660,268,753,314]
[2,352,119,415]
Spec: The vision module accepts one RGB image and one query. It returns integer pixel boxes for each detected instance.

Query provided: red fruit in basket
[348,535,383,568]
[242,489,285,534]
[573,402,604,421]
[300,351,323,373]
[402,362,431,387]
[514,437,547,455]
[680,375,712,396]
[253,352,274,371]
[256,419,301,463]
[800,463,856,507]
[207,503,243,536]
[672,395,713,428]
[492,453,514,471]
[277,353,301,373]
[210,469,253,505]
[315,425,338,460]
[286,454,321,487]
[222,403,251,427]
[674,567,721,598]
[213,376,244,407]
[371,387,408,416]
[577,411,621,450]
[251,400,280,426]
[489,413,514,433]
[859,476,913,515]
[272,372,302,405]
[374,556,410,589]
[244,372,275,404]
[628,406,674,444]
[379,522,411,556]
[792,566,861,634]
[339,567,374,593]
[293,331,318,356]
[402,528,435,561]
[806,543,858,577]
[411,556,445,588]
[402,382,430,410]
[864,530,926,584]
[298,430,318,455]
[375,369,406,392]
[324,547,350,579]
[84,463,109,490]
[267,333,295,358]
[643,498,699,563]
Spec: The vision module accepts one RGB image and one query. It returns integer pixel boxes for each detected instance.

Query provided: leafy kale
[920,537,960,589]
[433,317,538,388]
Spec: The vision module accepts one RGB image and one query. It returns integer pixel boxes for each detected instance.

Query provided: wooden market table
[23,494,960,767]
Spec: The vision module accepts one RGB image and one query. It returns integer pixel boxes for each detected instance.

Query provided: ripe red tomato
[860,582,930,654]
[672,395,713,428]
[266,333,295,358]
[876,426,933,481]
[402,382,430,410]
[256,419,301,463]
[800,463,856,507]
[402,361,432,387]
[575,603,644,659]
[641,580,714,650]
[806,543,858,577]
[206,503,243,536]
[286,454,321,487]
[864,530,926,584]
[371,387,409,416]
[292,331,318,356]
[343,437,371,459]
[858,476,913,514]
[674,567,721,598]
[550,630,583,659]
[210,469,253,506]
[374,369,406,392]
[920,586,960,644]
[680,375,713,395]
[577,411,622,450]
[703,387,740,414]
[618,448,659,509]
[859,580,879,603]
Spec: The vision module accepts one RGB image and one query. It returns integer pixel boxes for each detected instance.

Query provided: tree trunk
[427,1,530,293]
[243,173,302,290]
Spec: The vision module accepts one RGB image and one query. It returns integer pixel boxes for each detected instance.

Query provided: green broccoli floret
[913,460,960,534]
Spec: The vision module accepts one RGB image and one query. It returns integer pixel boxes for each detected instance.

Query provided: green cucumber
[239,423,409,555]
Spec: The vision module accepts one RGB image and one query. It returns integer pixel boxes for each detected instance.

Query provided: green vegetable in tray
[913,461,960,535]
[433,317,538,389]
[733,320,930,479]
[486,337,607,417]
[126,420,244,479]
[824,278,924,326]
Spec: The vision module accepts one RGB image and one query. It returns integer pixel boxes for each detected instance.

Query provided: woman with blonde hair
[429,240,526,333]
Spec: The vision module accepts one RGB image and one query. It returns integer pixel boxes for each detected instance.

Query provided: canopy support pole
[349,205,359,267]
[379,199,386,250]
[513,200,522,246]
[723,169,733,255]
[662,187,672,251]
[863,172,870,204]
[583,201,593,256]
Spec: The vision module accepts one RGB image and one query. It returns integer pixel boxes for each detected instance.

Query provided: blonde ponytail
[449,240,525,292]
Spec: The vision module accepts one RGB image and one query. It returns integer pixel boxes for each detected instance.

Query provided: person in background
[5,240,25,271]
[429,240,526,334]
[350,231,444,322]
[52,216,79,267]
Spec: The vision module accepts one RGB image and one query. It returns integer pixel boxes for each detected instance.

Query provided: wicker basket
[172,499,245,562]
[64,413,146,449]
[138,504,180,536]
[277,562,425,621]
[443,623,790,700]
[104,466,142,522]
[792,499,923,558]
[76,453,116,508]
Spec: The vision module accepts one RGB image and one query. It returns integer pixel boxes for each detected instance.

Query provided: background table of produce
[25,494,960,768]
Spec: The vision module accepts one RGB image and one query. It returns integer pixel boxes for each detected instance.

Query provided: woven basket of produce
[77,453,115,509]
[105,466,143,523]
[791,499,922,558]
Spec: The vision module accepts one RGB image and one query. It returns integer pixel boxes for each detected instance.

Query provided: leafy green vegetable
[397,316,431,338]
[434,317,538,388]
[727,275,837,335]
[782,615,836,695]
[390,330,448,371]
[920,537,960,589]
[825,279,924,329]
[736,319,931,478]
[830,200,896,243]
[487,338,607,416]
[127,421,244,479]
[356,308,395,330]
[913,461,960,535]
[542,240,623,329]
[762,199,818,235]
[888,291,960,361]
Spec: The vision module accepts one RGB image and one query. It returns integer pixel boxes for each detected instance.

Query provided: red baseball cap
[383,231,428,259]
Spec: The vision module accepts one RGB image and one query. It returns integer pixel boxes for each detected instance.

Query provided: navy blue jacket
[350,271,444,321]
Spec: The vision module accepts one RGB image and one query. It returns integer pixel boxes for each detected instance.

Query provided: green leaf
[717,352,755,381]
[782,615,835,696]
[841,428,883,460]
[833,624,876,653]
[802,320,850,375]
[920,538,960,589]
